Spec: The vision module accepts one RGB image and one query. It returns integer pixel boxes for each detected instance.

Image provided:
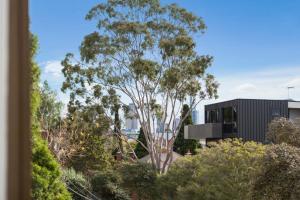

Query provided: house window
[222,107,237,133]
[210,109,219,123]
[206,109,219,123]
[223,107,233,123]
[205,110,210,123]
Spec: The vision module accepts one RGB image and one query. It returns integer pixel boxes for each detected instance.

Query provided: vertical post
[7,0,31,199]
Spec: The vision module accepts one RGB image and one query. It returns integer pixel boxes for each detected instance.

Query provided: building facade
[125,103,139,130]
[185,99,300,143]
[192,110,199,125]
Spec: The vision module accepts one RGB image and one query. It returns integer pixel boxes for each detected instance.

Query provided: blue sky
[30,0,300,122]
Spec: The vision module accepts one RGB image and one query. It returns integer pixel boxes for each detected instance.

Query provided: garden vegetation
[30,1,300,199]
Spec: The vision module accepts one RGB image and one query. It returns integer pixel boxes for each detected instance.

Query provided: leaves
[61,0,219,172]
[162,139,265,200]
[173,104,198,155]
[30,34,71,200]
[252,144,300,200]
[134,128,148,159]
[267,117,300,148]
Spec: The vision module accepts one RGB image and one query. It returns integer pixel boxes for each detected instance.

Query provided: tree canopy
[61,0,218,172]
[30,34,71,200]
[38,81,63,133]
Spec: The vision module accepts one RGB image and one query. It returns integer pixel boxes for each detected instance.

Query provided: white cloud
[196,66,300,123]
[57,92,70,116]
[235,83,257,92]
[285,78,300,87]
[40,60,65,92]
[40,60,300,123]
[43,60,63,78]
[40,60,68,115]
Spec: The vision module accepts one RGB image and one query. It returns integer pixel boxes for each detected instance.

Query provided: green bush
[267,117,300,147]
[32,134,71,200]
[118,162,159,200]
[31,34,71,200]
[252,144,300,200]
[69,134,113,172]
[160,139,265,200]
[134,128,148,159]
[62,168,92,200]
[91,170,130,200]
[173,104,198,155]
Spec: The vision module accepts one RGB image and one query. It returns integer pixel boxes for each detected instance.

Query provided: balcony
[184,123,222,140]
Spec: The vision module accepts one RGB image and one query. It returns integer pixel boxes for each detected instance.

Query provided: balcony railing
[184,123,222,140]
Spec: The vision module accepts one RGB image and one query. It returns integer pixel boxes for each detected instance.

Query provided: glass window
[223,107,233,124]
[222,107,237,133]
[211,109,219,123]
[205,110,210,123]
[206,109,219,123]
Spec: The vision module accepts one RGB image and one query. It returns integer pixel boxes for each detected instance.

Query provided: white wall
[0,0,8,198]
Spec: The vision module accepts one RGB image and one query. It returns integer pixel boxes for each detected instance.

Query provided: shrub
[62,168,92,200]
[173,104,198,155]
[91,170,130,200]
[31,33,71,200]
[134,128,148,159]
[69,134,113,172]
[32,133,71,200]
[160,139,265,200]
[118,162,159,200]
[266,117,300,147]
[252,144,300,200]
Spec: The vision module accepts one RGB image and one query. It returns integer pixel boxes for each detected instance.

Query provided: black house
[184,99,300,143]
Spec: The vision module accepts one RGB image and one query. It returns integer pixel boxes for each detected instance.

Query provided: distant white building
[192,110,199,125]
[173,118,180,130]
[190,96,199,125]
[125,118,139,130]
[125,103,140,130]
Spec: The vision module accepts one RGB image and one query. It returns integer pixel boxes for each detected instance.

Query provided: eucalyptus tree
[38,81,63,134]
[62,0,218,173]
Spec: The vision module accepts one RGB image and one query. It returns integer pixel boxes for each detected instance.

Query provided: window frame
[7,0,31,199]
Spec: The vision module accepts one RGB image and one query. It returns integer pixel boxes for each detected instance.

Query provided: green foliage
[32,134,71,200]
[118,162,159,200]
[173,104,198,155]
[91,170,130,200]
[266,117,300,148]
[30,33,71,199]
[66,103,111,136]
[64,103,114,172]
[38,81,63,132]
[69,133,113,172]
[62,0,218,108]
[112,101,125,153]
[134,128,148,159]
[61,0,218,172]
[30,34,41,122]
[62,168,92,200]
[252,144,300,200]
[160,139,265,200]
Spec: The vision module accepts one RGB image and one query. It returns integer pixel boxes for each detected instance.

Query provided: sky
[30,0,300,123]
